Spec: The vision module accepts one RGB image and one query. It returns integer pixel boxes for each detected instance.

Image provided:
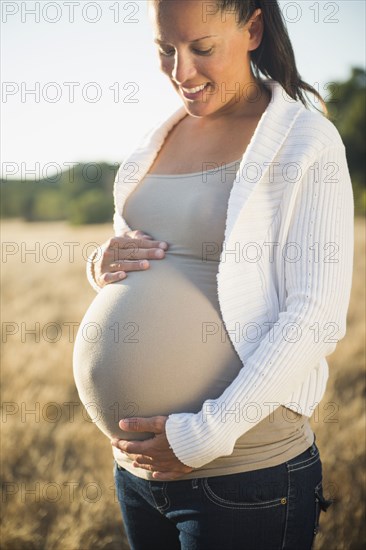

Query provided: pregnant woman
[73,1,354,548]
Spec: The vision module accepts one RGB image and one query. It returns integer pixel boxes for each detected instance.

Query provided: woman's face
[148,0,264,119]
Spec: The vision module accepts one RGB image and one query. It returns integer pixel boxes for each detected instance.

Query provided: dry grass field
[1,218,365,550]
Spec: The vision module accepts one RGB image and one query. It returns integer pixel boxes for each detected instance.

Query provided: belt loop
[192,478,199,489]
[310,441,317,455]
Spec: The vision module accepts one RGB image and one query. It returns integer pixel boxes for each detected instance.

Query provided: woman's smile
[180,82,211,99]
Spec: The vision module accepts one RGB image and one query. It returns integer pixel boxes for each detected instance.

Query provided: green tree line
[0,162,116,225]
[325,67,365,215]
[1,67,365,224]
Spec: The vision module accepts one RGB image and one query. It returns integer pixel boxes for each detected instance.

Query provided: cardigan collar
[116,79,305,244]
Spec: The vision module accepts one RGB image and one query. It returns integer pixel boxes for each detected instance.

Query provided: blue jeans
[113,439,333,550]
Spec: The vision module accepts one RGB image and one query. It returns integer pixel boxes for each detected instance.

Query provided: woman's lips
[180,82,211,99]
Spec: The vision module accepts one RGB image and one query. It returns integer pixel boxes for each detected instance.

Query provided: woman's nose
[171,52,196,85]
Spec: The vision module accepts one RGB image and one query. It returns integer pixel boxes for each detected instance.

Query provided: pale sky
[1,0,365,179]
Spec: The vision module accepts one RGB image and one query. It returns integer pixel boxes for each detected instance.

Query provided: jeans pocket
[202,471,287,510]
[201,472,288,549]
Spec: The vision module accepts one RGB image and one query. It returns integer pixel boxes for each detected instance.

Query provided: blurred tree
[60,162,116,221]
[69,189,113,225]
[0,180,25,218]
[32,190,67,221]
[0,163,116,223]
[326,67,366,215]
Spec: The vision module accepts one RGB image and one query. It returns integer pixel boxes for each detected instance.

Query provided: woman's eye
[158,48,213,57]
[158,49,174,57]
[195,49,213,56]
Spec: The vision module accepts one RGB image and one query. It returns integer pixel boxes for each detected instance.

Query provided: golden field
[1,218,365,550]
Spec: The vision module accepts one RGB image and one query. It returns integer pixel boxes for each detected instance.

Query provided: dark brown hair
[216,0,328,115]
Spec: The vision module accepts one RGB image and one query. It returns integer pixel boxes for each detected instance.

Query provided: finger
[132,461,155,473]
[99,271,127,286]
[120,451,140,461]
[109,260,150,273]
[112,438,157,455]
[133,454,156,466]
[126,230,154,240]
[110,237,168,252]
[125,230,167,247]
[119,416,165,434]
[119,246,168,262]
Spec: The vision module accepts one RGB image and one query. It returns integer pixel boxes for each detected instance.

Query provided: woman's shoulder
[291,105,344,151]
[268,80,345,156]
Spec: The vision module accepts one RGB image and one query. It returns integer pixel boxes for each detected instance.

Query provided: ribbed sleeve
[165,145,354,468]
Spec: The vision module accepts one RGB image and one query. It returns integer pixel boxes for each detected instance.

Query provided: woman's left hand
[110,415,194,480]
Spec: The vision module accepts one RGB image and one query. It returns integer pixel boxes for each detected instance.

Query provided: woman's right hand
[93,230,169,289]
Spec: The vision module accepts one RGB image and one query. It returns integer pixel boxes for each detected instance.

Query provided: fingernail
[140,260,149,267]
[158,242,168,250]
[155,249,164,258]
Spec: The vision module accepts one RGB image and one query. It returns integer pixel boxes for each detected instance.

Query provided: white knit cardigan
[87,80,354,469]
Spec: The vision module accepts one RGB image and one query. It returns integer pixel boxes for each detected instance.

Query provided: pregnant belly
[73,258,243,440]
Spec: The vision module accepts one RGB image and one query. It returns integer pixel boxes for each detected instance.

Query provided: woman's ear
[247,8,264,51]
